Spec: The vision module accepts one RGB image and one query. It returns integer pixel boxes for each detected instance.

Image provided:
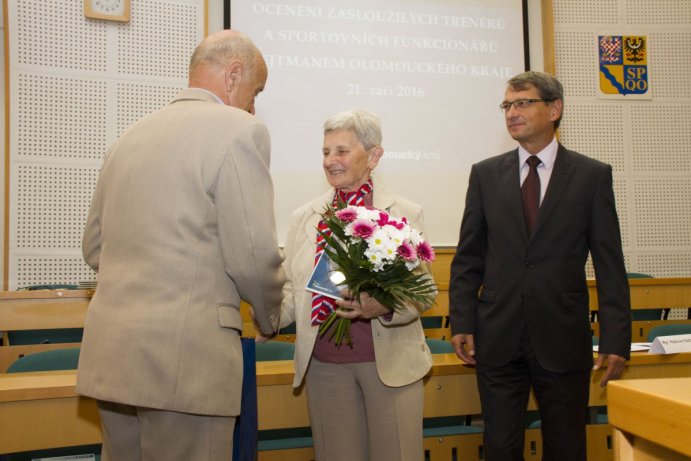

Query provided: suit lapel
[498,150,529,243]
[533,144,575,236]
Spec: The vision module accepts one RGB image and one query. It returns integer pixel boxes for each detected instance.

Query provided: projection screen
[228,0,528,245]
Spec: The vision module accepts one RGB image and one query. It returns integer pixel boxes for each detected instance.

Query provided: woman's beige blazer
[280,183,435,388]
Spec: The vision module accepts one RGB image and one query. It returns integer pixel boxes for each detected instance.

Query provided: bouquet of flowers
[316,203,437,346]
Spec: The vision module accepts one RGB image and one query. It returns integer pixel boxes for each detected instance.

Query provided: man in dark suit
[449,71,631,461]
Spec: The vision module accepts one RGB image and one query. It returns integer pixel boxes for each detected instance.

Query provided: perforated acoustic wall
[552,0,691,319]
[5,0,205,289]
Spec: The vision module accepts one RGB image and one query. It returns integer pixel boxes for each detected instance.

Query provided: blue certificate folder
[305,251,345,299]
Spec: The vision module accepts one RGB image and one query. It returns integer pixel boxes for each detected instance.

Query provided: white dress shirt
[518,137,558,205]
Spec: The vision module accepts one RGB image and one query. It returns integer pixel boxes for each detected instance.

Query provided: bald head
[188,30,268,114]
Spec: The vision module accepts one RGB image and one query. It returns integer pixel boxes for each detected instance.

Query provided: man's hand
[593,353,627,387]
[451,333,476,365]
[250,307,275,343]
[335,292,390,319]
[255,333,272,344]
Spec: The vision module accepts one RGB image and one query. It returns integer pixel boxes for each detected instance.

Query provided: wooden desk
[588,278,691,310]
[589,351,691,407]
[2,351,690,454]
[0,370,101,454]
[587,277,691,342]
[608,378,691,460]
[0,290,93,372]
[0,290,93,331]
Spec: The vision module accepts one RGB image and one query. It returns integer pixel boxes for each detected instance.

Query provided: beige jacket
[280,184,435,388]
[77,89,284,416]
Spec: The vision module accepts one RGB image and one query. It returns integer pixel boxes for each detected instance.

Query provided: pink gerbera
[350,219,376,239]
[335,208,358,223]
[388,219,405,230]
[376,212,390,227]
[416,240,435,262]
[377,211,406,230]
[396,240,418,261]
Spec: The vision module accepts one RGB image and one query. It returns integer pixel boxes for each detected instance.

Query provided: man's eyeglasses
[499,98,553,112]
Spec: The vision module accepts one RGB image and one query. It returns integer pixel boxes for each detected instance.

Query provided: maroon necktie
[522,155,541,236]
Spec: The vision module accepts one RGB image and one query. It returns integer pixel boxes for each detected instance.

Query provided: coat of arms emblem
[598,35,651,99]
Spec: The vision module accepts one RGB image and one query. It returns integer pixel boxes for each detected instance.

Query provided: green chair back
[647,324,691,342]
[255,341,295,361]
[420,316,443,329]
[425,338,454,354]
[6,347,80,373]
[8,328,83,345]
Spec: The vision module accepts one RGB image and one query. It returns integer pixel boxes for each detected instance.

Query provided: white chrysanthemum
[356,207,381,222]
[364,248,387,271]
[366,228,388,249]
[367,229,398,261]
[405,260,421,271]
[408,228,423,246]
[383,225,408,247]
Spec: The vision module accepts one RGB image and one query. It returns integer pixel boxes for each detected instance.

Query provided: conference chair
[253,341,313,461]
[425,337,455,354]
[0,286,89,372]
[255,340,296,362]
[2,348,102,461]
[275,322,297,342]
[647,323,691,342]
[6,328,83,348]
[422,339,485,461]
[590,273,667,325]
[627,273,668,320]
[421,315,444,329]
[6,347,80,372]
[6,285,83,347]
[420,302,451,340]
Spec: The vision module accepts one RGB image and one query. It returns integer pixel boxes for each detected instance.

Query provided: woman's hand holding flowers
[335,291,390,320]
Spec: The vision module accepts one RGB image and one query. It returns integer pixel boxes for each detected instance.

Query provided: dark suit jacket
[449,144,631,372]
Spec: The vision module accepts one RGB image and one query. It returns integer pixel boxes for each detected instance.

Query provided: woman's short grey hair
[508,71,564,128]
[323,109,382,150]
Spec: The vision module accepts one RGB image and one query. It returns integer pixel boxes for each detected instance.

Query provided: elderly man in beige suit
[77,30,284,461]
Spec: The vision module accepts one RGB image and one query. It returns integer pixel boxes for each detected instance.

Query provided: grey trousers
[97,400,236,461]
[305,358,424,461]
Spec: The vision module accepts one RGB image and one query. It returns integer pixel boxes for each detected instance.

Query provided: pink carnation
[376,211,391,227]
[416,240,435,262]
[388,220,405,230]
[350,219,376,239]
[377,212,405,230]
[397,240,417,261]
[335,208,358,223]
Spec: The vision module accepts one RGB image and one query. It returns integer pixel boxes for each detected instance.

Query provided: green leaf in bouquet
[318,311,352,347]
